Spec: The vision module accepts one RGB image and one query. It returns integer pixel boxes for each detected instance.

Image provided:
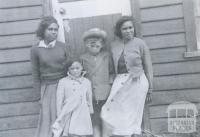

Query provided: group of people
[31,15,153,137]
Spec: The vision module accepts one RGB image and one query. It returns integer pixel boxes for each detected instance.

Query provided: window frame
[183,0,200,57]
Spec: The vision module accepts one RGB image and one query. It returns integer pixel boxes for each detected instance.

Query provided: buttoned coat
[80,51,115,101]
[55,76,93,136]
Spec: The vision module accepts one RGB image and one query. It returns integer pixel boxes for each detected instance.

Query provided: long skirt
[101,73,149,135]
[35,82,58,137]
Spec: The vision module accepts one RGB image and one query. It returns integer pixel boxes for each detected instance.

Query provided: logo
[167,101,197,133]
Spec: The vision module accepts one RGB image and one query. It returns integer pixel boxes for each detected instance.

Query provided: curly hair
[36,16,59,40]
[114,16,136,39]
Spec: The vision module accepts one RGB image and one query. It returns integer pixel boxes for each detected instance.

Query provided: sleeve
[65,44,71,61]
[56,79,65,116]
[108,51,116,84]
[141,41,154,92]
[30,47,41,95]
[86,80,94,114]
[57,42,71,74]
[79,55,89,78]
[79,55,84,66]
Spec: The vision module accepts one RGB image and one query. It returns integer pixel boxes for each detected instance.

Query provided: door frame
[42,0,142,38]
[42,0,150,130]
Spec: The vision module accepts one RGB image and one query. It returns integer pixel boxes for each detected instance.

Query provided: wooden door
[52,0,132,59]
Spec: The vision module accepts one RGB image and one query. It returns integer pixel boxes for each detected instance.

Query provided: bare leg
[124,135,132,137]
[93,125,101,137]
[70,135,80,137]
[102,122,112,137]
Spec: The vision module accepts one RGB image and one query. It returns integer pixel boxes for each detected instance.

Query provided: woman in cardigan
[101,16,153,137]
[31,16,70,137]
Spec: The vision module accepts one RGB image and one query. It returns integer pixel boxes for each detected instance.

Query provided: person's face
[44,23,59,42]
[85,38,103,55]
[69,62,83,78]
[120,21,135,41]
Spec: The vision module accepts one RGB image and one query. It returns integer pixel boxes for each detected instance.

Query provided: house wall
[1,0,200,137]
[139,0,200,135]
[0,0,43,136]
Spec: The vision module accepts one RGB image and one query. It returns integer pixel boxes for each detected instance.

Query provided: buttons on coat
[111,99,114,102]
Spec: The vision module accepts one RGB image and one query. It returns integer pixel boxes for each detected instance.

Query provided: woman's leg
[93,125,101,137]
[102,122,112,137]
[124,135,132,137]
[70,135,79,137]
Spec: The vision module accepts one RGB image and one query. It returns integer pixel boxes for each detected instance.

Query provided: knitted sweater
[30,41,70,92]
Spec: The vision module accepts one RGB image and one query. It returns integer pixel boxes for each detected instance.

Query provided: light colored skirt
[101,73,149,135]
[35,82,58,137]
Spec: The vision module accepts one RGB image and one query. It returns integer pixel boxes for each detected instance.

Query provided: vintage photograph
[0,0,200,137]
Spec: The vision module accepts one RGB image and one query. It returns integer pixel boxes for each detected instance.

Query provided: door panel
[52,0,131,58]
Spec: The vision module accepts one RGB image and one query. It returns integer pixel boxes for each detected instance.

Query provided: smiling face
[120,21,135,41]
[44,23,59,43]
[68,61,83,78]
[85,37,103,55]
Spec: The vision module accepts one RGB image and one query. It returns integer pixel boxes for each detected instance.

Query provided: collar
[38,40,56,48]
[67,72,86,84]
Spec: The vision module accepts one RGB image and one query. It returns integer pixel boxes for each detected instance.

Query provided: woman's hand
[146,89,152,103]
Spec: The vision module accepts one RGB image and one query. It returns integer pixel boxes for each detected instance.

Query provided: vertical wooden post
[130,0,142,38]
[42,0,53,16]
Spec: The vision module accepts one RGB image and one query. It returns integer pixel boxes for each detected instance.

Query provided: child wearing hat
[80,28,114,137]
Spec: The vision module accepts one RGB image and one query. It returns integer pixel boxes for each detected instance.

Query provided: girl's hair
[114,16,136,39]
[36,16,59,40]
[66,59,87,77]
[65,59,82,72]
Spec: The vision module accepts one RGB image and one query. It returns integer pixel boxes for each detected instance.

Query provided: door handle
[59,7,66,15]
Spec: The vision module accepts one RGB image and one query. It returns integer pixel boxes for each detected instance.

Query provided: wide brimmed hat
[82,28,107,41]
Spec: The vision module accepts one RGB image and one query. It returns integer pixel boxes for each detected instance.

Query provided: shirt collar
[67,71,86,84]
[38,40,56,48]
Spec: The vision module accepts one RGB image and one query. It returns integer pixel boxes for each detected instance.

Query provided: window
[183,0,200,57]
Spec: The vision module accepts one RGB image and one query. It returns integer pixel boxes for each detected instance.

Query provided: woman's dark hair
[36,16,59,40]
[114,16,136,39]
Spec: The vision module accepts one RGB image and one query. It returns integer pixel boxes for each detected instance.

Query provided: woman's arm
[30,47,41,94]
[56,79,65,116]
[86,80,94,114]
[142,42,153,93]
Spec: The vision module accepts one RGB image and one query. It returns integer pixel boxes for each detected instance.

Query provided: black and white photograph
[0,0,200,137]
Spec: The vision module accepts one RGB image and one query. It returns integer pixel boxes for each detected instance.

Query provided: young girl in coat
[52,60,93,137]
